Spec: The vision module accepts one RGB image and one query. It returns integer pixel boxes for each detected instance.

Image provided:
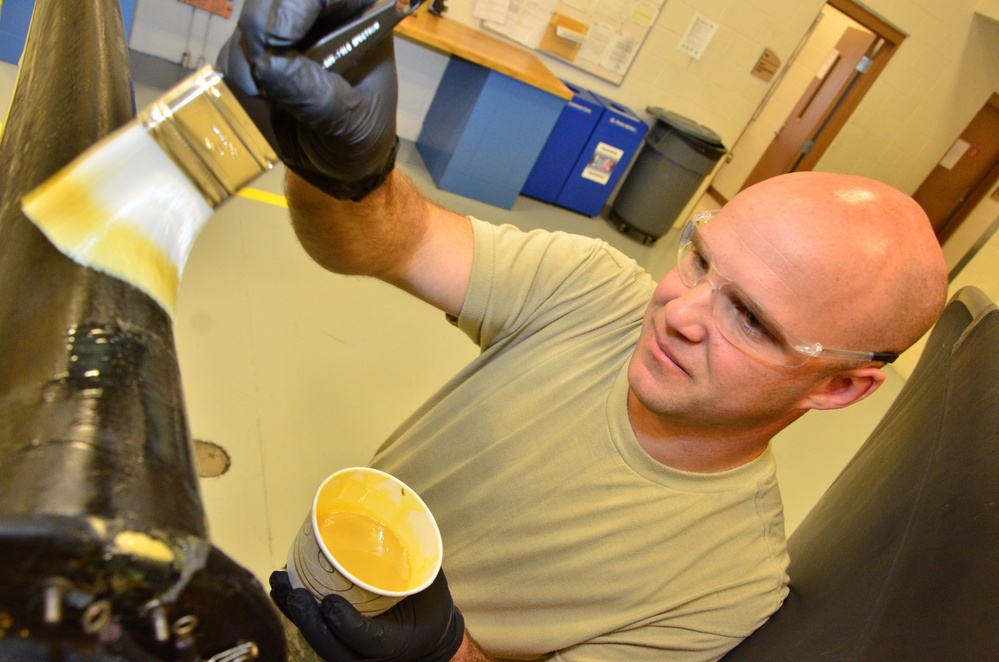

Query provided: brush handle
[305,0,425,75]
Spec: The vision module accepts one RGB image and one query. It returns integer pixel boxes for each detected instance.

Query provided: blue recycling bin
[554,94,648,217]
[521,82,603,203]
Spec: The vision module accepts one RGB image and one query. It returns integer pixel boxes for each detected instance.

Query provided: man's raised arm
[218,0,473,317]
[286,168,473,317]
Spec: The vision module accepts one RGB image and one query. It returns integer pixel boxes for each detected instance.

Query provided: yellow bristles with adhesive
[22,124,215,316]
[20,66,277,316]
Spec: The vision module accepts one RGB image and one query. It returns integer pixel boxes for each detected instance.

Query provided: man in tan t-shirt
[219,0,948,659]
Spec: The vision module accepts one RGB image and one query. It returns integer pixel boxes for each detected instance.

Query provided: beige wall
[894,209,999,377]
[949,222,999,303]
[814,3,998,191]
[813,3,998,380]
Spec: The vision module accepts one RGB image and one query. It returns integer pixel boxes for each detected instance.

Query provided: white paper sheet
[474,0,512,24]
[678,14,718,60]
[483,0,558,48]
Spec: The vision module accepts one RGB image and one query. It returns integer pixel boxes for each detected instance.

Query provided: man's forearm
[285,167,434,283]
[285,166,474,316]
[454,630,494,662]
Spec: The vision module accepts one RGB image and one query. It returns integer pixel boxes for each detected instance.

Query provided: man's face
[627,213,838,435]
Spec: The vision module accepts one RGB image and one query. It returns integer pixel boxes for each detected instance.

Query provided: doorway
[740,26,875,190]
[911,93,999,244]
[708,0,905,202]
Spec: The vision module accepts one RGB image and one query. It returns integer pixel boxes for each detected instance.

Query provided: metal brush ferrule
[139,66,277,208]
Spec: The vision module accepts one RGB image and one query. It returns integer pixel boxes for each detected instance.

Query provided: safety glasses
[676,210,898,367]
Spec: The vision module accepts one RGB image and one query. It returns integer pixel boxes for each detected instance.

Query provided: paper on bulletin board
[474,0,512,24]
[572,20,640,77]
[576,20,612,63]
[562,0,598,11]
[595,0,634,18]
[629,1,659,27]
[600,32,640,74]
[484,0,559,48]
[483,0,665,85]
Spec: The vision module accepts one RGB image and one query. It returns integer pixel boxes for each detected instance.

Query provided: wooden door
[912,93,999,243]
[742,27,876,190]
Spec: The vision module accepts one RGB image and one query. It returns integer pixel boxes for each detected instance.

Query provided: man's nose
[664,278,714,344]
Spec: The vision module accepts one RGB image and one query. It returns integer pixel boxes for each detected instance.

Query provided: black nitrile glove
[270,570,465,661]
[217,0,399,200]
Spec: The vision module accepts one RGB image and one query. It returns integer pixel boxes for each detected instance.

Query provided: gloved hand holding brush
[218,0,401,201]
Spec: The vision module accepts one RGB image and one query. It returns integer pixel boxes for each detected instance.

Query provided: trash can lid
[646,107,725,147]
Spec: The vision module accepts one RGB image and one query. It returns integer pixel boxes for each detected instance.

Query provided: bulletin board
[475,0,665,85]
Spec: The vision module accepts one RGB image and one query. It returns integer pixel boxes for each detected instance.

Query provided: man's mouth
[651,328,690,377]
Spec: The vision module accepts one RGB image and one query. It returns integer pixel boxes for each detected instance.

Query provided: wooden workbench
[395,7,573,209]
[396,8,572,101]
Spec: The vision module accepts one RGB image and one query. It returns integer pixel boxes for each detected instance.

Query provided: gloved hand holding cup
[275,468,463,662]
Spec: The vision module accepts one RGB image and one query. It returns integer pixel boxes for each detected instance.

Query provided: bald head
[712,172,947,356]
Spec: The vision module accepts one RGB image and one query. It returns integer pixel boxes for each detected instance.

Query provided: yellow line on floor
[237,187,288,208]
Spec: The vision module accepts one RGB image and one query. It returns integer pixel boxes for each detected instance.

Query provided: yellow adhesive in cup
[287,467,442,616]
[317,510,412,592]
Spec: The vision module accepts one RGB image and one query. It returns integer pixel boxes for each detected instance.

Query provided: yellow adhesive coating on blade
[22,124,214,316]
[113,531,175,564]
[24,172,181,313]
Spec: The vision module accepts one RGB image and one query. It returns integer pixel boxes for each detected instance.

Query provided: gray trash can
[611,108,726,244]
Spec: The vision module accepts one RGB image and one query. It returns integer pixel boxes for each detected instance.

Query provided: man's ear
[799,367,886,411]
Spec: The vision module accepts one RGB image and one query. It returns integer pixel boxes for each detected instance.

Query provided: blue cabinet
[416,56,567,210]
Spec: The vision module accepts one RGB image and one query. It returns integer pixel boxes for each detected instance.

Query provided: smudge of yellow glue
[317,510,413,591]
[113,531,175,564]
[23,172,181,314]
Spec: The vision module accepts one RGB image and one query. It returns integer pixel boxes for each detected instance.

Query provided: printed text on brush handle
[305,0,425,75]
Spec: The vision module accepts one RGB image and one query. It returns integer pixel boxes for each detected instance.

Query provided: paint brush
[21,0,423,316]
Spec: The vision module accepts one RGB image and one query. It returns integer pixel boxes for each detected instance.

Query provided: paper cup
[286,467,442,616]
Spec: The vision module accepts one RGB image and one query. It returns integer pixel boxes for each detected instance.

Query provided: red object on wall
[178,0,233,19]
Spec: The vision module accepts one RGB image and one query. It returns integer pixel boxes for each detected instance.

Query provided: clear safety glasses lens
[675,212,898,367]
[676,240,811,367]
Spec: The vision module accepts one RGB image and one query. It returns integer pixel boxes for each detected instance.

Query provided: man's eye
[730,300,781,346]
[738,307,765,335]
[691,250,710,275]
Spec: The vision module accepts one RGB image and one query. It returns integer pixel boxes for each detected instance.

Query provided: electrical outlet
[178,0,234,19]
